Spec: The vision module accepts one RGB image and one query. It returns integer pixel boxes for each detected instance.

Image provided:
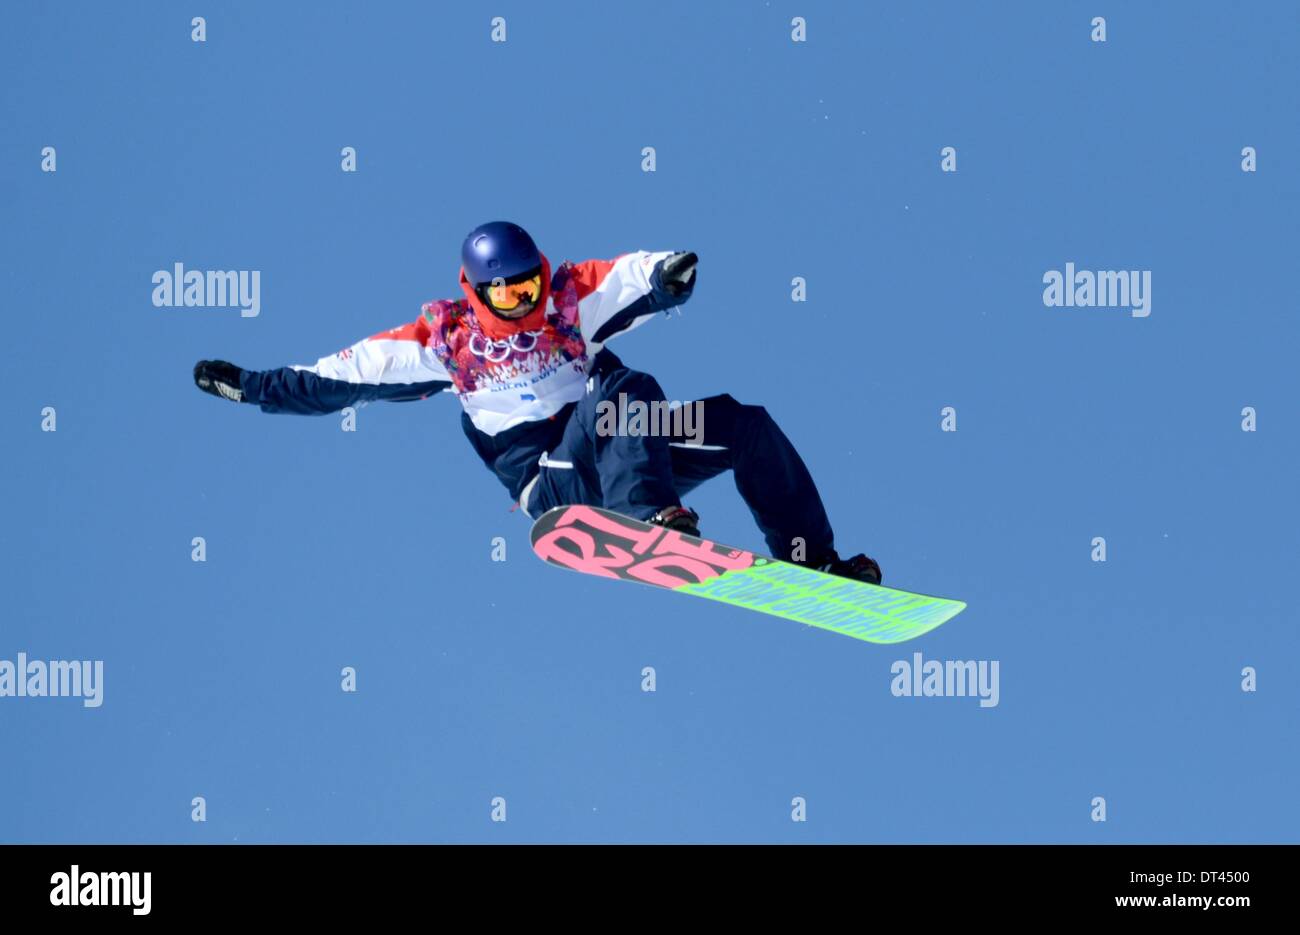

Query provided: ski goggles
[482,270,543,317]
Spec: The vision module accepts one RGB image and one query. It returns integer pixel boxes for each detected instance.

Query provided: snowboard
[529,504,965,644]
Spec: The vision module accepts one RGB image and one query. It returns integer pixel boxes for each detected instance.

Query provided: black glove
[660,251,697,297]
[194,360,248,403]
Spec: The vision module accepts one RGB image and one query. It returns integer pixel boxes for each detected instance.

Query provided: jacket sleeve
[240,314,453,415]
[568,250,696,349]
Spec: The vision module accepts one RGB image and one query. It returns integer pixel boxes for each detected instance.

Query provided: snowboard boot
[648,505,700,538]
[815,552,883,586]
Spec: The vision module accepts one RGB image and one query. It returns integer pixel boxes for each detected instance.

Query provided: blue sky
[2,1,1297,843]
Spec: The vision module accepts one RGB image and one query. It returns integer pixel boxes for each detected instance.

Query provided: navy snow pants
[521,350,836,562]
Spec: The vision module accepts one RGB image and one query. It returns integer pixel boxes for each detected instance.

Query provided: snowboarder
[194,221,882,583]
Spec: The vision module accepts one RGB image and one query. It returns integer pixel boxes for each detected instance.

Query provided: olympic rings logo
[468,330,544,362]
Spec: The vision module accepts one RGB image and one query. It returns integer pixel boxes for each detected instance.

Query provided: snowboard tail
[529,505,965,644]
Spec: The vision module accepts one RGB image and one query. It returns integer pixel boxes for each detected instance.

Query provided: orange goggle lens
[486,274,542,311]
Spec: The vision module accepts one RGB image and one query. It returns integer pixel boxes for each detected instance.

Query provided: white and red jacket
[241,250,695,499]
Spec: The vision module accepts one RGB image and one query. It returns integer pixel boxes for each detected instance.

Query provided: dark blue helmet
[461,221,542,286]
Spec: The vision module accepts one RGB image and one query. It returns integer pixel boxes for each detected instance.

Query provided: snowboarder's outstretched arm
[569,250,698,347]
[194,316,452,415]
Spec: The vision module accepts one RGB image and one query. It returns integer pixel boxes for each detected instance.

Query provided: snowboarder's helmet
[462,221,545,320]
[461,221,542,285]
